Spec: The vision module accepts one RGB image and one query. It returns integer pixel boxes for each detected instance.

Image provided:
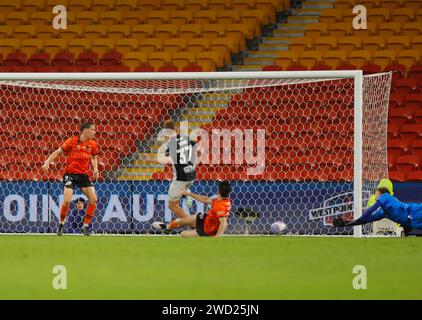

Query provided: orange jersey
[204,198,232,236]
[61,137,99,175]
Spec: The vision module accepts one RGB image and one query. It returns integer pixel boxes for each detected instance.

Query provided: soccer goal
[0,71,394,237]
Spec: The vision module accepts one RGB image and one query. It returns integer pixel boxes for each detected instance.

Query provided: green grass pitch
[1,235,421,300]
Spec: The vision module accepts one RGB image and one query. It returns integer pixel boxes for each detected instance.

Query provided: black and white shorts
[63,174,93,190]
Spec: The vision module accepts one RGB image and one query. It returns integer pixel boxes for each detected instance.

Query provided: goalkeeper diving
[333,187,422,232]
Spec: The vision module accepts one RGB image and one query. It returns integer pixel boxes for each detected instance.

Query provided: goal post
[0,71,393,237]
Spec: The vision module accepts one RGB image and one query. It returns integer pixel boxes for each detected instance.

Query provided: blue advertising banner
[0,181,421,235]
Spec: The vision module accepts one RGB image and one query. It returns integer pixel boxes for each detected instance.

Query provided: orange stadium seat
[397,50,421,69]
[179,24,203,39]
[99,12,123,26]
[320,9,344,24]
[347,50,372,68]
[115,38,140,54]
[115,0,138,12]
[170,10,194,26]
[92,38,116,55]
[30,12,52,26]
[328,23,352,38]
[46,0,67,10]
[203,24,227,39]
[411,140,422,158]
[362,36,386,52]
[13,26,37,41]
[323,50,348,69]
[360,0,383,8]
[139,0,162,12]
[404,0,422,7]
[241,9,268,33]
[122,11,147,26]
[0,0,21,12]
[333,0,355,9]
[195,51,220,71]
[387,36,411,52]
[68,39,92,56]
[211,37,235,65]
[416,7,422,20]
[388,139,411,160]
[232,0,255,11]
[217,10,241,25]
[351,22,377,38]
[131,25,155,40]
[163,38,187,53]
[395,155,420,173]
[44,39,68,56]
[185,0,208,11]
[0,26,14,39]
[305,23,328,38]
[402,22,422,37]
[108,25,131,40]
[194,10,217,25]
[172,51,196,69]
[147,10,171,26]
[290,37,314,52]
[400,124,422,140]
[36,25,58,40]
[84,25,108,40]
[60,25,85,40]
[21,39,43,56]
[139,38,164,53]
[163,0,185,11]
[155,24,180,40]
[227,23,253,42]
[338,37,362,53]
[4,12,29,27]
[298,50,324,69]
[377,22,402,38]
[275,51,299,68]
[0,39,21,56]
[123,52,149,70]
[187,38,211,54]
[314,37,338,52]
[208,0,230,10]
[372,50,397,69]
[76,12,99,26]
[69,0,91,12]
[22,0,45,12]
[391,7,414,24]
[148,52,172,70]
[92,0,115,11]
[411,36,422,51]
[383,0,405,9]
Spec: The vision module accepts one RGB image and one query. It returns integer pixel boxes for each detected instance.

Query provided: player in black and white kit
[146,120,200,219]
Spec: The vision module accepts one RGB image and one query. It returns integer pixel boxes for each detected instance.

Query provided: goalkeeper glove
[332,216,361,227]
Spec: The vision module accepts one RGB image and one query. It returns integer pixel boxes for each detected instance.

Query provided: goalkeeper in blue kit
[333,187,422,232]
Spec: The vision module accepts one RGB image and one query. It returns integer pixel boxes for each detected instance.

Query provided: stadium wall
[0,181,421,235]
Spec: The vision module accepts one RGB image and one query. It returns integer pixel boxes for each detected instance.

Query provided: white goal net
[0,71,393,236]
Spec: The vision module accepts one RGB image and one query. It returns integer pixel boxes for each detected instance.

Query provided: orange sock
[83,203,96,226]
[168,219,180,230]
[60,203,70,224]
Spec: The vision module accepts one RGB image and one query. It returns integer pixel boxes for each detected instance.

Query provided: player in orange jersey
[42,122,100,236]
[153,180,232,237]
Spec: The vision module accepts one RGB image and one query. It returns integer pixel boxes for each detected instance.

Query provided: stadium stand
[0,0,420,182]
